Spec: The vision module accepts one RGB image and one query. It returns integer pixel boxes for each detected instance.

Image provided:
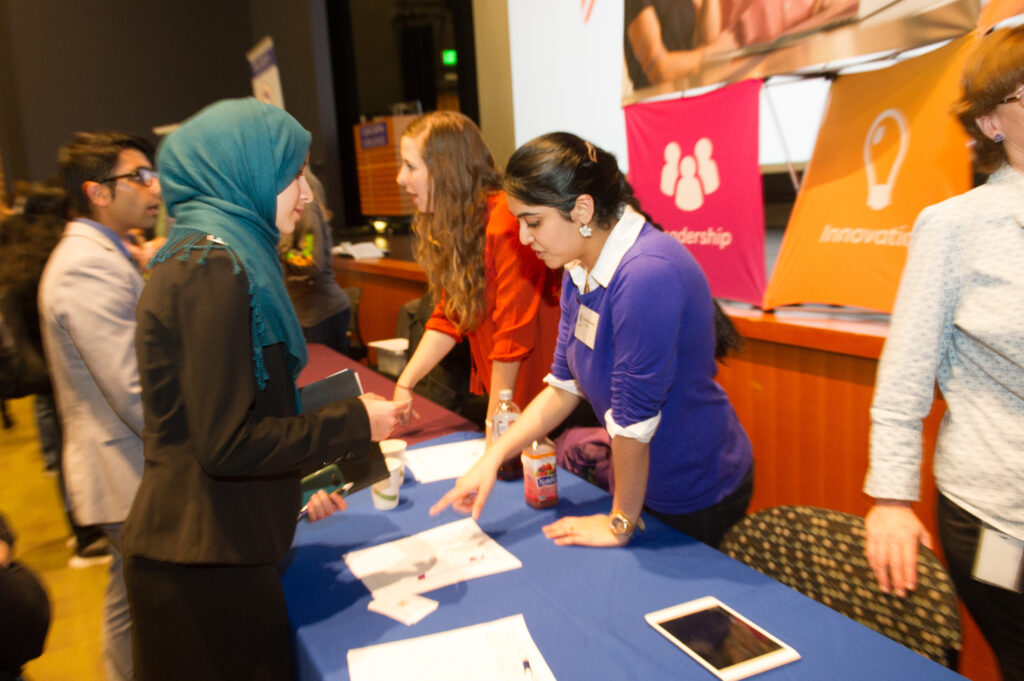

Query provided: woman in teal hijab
[122,98,401,681]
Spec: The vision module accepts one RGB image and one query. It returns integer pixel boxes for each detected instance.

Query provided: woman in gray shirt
[864,25,1024,680]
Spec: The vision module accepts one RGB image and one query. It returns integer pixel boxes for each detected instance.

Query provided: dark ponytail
[712,302,741,360]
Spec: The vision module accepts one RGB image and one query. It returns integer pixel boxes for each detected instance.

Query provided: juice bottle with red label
[521,440,558,509]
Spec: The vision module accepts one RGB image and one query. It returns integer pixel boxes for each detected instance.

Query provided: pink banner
[624,80,765,304]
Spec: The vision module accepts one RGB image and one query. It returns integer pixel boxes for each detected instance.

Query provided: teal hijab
[152,97,312,389]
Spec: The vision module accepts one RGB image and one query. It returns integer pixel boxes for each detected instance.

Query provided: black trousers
[645,464,754,548]
[937,494,1024,681]
[124,556,294,681]
[303,308,350,357]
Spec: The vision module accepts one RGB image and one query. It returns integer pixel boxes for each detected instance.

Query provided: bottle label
[492,413,517,441]
[535,462,557,488]
[522,451,558,508]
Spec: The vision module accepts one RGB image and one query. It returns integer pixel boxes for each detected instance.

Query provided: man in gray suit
[39,131,161,681]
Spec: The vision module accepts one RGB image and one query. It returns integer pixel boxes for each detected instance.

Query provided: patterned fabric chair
[719,505,961,667]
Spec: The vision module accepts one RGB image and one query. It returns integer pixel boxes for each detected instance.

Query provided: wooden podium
[352,115,418,217]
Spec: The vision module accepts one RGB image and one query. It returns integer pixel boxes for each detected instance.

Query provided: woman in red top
[394,111,559,436]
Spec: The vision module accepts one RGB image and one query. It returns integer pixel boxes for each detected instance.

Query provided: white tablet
[645,596,800,681]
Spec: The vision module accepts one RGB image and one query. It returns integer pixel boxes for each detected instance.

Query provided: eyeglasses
[98,167,158,187]
[999,87,1024,107]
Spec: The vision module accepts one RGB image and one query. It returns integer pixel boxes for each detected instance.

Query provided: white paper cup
[371,456,404,510]
[380,439,407,485]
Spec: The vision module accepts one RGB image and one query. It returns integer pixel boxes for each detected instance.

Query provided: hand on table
[358,393,407,441]
[429,452,502,520]
[391,385,418,426]
[864,502,933,597]
[304,489,347,523]
[543,514,629,548]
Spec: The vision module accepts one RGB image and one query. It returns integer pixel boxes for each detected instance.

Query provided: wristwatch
[608,511,644,539]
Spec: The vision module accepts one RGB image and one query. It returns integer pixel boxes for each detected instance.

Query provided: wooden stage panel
[332,256,427,345]
[715,336,941,519]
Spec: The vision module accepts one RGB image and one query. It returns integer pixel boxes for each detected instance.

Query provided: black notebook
[298,368,388,498]
[299,368,363,413]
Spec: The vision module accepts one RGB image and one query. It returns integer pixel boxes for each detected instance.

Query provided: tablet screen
[657,605,783,670]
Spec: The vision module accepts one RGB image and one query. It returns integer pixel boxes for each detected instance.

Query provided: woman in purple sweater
[432,132,752,548]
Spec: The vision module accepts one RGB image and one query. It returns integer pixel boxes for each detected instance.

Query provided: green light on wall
[442,49,457,67]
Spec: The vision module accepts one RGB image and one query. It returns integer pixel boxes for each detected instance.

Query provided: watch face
[610,514,630,535]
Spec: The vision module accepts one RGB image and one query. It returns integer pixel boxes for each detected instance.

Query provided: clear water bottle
[491,389,523,480]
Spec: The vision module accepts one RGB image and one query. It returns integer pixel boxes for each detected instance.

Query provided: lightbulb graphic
[863,109,909,211]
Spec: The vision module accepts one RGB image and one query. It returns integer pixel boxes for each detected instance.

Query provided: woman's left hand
[542,514,629,548]
[304,489,347,523]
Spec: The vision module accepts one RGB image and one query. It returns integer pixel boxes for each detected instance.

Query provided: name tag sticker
[972,526,1024,592]
[574,305,599,349]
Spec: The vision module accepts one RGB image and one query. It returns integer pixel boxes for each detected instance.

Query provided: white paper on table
[367,593,439,626]
[403,436,487,482]
[365,337,409,354]
[343,518,521,601]
[347,613,557,681]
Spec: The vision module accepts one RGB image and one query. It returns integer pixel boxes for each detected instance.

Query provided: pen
[297,481,354,521]
[416,554,485,580]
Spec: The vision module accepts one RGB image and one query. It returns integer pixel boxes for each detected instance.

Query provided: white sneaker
[67,535,111,569]
[68,553,113,569]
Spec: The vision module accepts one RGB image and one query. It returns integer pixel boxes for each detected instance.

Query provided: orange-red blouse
[425,191,561,408]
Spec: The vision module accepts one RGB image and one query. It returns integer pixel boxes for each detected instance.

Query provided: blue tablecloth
[281,432,965,681]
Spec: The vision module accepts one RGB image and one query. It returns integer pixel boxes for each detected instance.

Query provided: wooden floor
[1,395,107,681]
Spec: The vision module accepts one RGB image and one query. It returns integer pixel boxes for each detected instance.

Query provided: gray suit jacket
[39,220,144,525]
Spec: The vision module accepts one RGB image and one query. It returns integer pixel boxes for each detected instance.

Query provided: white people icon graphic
[660,137,720,212]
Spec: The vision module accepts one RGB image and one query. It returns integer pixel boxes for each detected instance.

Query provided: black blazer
[122,248,371,565]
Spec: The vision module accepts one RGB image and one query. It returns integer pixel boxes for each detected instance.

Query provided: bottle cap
[498,389,513,401]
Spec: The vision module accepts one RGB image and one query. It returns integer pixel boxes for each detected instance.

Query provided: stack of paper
[403,436,487,483]
[344,518,521,624]
[347,614,557,681]
[345,518,521,599]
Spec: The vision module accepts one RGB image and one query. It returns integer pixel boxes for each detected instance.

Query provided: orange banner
[762,34,976,312]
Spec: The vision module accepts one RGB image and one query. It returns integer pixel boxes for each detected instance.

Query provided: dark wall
[249,0,346,225]
[349,0,404,118]
[0,0,475,226]
[0,0,252,184]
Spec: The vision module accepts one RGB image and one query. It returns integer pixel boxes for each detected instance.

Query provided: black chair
[719,505,961,667]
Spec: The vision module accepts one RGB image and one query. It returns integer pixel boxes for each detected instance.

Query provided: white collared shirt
[567,206,646,295]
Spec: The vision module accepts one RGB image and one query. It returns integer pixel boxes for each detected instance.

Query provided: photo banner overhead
[623,0,979,104]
